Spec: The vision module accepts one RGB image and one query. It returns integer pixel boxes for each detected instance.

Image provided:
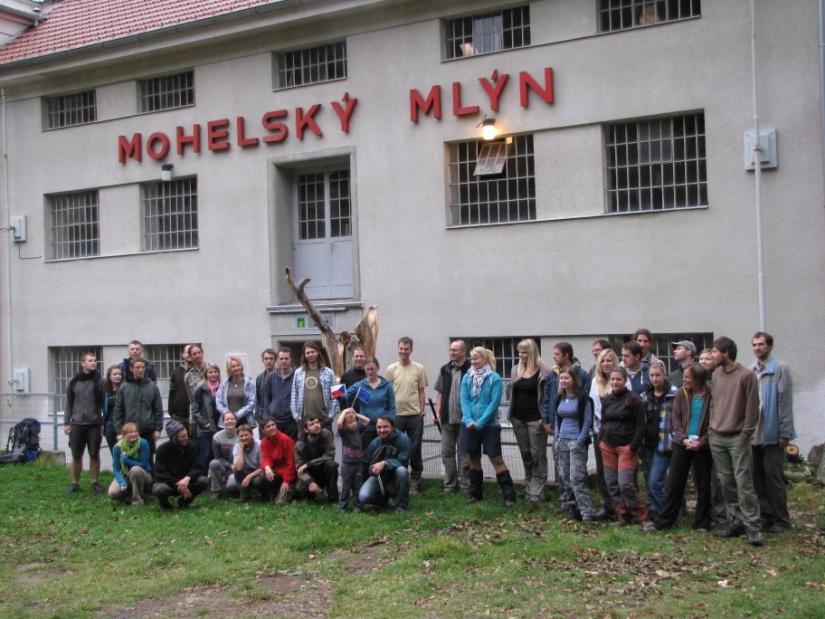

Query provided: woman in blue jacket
[460,346,516,507]
[344,357,396,451]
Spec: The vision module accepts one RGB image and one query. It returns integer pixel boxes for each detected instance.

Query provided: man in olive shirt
[386,336,428,493]
[708,336,762,547]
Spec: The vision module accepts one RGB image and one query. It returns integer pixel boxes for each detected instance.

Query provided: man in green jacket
[114,357,164,458]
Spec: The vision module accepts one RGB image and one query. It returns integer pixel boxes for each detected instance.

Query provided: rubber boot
[496,470,516,507]
[467,469,484,503]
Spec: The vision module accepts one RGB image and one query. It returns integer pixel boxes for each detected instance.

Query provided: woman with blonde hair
[107,422,152,506]
[460,347,516,507]
[508,338,551,506]
[216,356,257,428]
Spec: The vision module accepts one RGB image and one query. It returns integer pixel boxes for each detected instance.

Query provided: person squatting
[66,332,794,544]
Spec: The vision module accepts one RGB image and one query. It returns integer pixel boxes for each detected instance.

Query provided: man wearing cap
[152,420,208,510]
[669,340,696,388]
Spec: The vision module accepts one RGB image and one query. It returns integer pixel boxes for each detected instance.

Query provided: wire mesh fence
[1,394,598,484]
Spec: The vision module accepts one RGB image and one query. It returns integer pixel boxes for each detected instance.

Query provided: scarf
[206,378,220,396]
[468,365,492,398]
[116,437,141,476]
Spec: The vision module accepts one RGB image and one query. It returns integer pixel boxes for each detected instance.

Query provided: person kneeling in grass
[295,417,339,503]
[107,422,152,506]
[260,418,296,504]
[152,420,208,510]
[357,415,411,513]
[232,423,268,501]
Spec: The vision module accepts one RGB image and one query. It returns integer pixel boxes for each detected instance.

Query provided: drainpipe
[750,0,767,331]
[1,87,13,389]
[819,0,825,204]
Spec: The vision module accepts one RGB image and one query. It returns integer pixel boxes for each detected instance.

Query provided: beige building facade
[0,0,823,450]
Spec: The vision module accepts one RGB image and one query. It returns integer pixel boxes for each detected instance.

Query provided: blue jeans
[357,466,410,510]
[647,451,671,516]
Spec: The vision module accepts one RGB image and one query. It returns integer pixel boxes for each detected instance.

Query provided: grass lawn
[0,461,823,618]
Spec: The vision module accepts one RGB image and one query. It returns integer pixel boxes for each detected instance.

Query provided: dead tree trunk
[284,267,379,379]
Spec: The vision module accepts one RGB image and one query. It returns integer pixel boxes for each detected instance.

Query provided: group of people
[62,329,795,544]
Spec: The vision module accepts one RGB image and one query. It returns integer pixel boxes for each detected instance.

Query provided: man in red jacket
[260,418,296,504]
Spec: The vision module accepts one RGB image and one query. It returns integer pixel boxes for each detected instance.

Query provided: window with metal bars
[47,190,99,260]
[138,70,195,113]
[606,332,714,374]
[453,337,541,403]
[445,6,530,59]
[275,41,347,89]
[52,346,103,406]
[44,90,97,129]
[598,0,701,32]
[143,344,186,401]
[142,178,198,251]
[604,113,707,213]
[448,135,535,226]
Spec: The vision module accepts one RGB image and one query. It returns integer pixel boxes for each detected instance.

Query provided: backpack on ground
[0,417,41,464]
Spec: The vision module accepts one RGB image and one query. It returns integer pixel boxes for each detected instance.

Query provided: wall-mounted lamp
[481,117,498,141]
[160,162,174,182]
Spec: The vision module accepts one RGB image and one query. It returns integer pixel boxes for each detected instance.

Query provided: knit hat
[165,419,185,440]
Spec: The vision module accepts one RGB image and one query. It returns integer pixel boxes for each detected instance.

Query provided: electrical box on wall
[9,215,26,242]
[743,128,778,170]
[12,368,30,393]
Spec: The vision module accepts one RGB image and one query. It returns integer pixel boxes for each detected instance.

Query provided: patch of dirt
[106,538,401,618]
[15,561,60,585]
[108,574,332,618]
[328,537,394,574]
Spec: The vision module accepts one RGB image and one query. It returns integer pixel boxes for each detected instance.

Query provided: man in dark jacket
[356,416,412,512]
[119,339,157,383]
[434,340,471,493]
[152,420,208,510]
[167,344,192,425]
[114,357,164,458]
[64,352,104,494]
[263,348,297,441]
[294,418,338,502]
[255,348,277,433]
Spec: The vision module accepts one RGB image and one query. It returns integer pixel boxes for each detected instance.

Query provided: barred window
[454,337,541,403]
[599,0,701,32]
[48,190,99,260]
[143,344,186,402]
[138,70,194,113]
[142,178,198,251]
[44,90,97,129]
[448,135,535,226]
[275,41,347,89]
[606,332,714,374]
[445,6,530,60]
[605,113,707,213]
[52,346,103,407]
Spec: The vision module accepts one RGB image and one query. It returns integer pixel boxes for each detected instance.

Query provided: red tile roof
[0,0,284,65]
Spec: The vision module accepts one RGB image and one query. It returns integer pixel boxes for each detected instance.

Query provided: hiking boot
[642,520,656,533]
[158,498,173,511]
[468,470,484,503]
[90,482,103,494]
[746,531,764,547]
[131,496,144,507]
[67,483,80,494]
[496,471,516,508]
[716,525,746,539]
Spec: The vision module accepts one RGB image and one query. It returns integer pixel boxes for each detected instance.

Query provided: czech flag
[330,383,346,398]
